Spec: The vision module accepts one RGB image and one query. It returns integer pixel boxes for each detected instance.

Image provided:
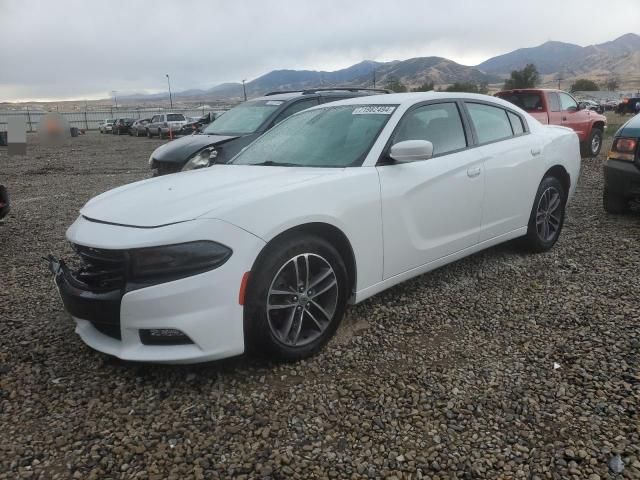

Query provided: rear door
[463,101,540,241]
[376,101,485,278]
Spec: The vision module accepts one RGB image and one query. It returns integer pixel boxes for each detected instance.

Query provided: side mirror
[577,102,585,110]
[389,140,434,163]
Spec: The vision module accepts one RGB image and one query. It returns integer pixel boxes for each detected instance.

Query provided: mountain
[477,33,640,78]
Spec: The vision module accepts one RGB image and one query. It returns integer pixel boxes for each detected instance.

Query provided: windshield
[496,92,543,112]
[231,104,396,168]
[202,100,284,135]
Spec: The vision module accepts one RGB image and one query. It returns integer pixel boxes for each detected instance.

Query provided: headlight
[129,241,232,281]
[182,147,217,171]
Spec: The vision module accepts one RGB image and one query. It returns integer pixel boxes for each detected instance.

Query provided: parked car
[581,99,604,114]
[615,97,640,115]
[603,114,640,213]
[112,118,136,135]
[149,88,391,176]
[495,88,607,157]
[129,118,151,137]
[0,184,9,220]
[99,119,114,133]
[145,113,188,139]
[48,92,580,364]
[178,113,216,136]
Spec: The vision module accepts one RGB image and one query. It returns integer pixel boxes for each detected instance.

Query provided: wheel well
[544,165,570,196]
[592,121,605,132]
[264,223,357,297]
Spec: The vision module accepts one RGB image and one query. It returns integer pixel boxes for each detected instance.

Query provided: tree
[385,76,407,93]
[444,82,482,93]
[604,77,620,91]
[570,79,599,92]
[412,80,435,92]
[503,64,539,90]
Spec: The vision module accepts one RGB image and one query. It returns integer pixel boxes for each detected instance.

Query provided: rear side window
[548,93,561,112]
[507,111,525,135]
[394,102,467,155]
[167,114,185,121]
[496,92,543,112]
[466,103,513,144]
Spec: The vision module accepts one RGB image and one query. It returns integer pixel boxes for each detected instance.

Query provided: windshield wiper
[248,161,302,167]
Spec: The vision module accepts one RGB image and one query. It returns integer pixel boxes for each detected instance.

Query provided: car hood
[617,115,640,138]
[80,165,338,228]
[152,134,239,163]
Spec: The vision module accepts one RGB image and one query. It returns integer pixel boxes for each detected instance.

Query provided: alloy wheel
[591,134,601,155]
[267,253,339,347]
[535,186,562,242]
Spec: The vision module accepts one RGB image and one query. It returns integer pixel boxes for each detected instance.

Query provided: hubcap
[591,134,600,154]
[267,253,338,347]
[535,186,562,242]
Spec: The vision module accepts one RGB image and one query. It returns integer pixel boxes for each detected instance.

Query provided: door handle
[467,166,481,178]
[531,147,542,156]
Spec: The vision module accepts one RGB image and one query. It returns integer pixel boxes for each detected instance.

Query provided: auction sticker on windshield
[352,106,396,115]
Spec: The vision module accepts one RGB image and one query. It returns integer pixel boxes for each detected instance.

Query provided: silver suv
[146,113,187,139]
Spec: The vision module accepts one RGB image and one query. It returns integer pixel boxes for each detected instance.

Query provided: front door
[376,101,485,279]
[559,92,590,141]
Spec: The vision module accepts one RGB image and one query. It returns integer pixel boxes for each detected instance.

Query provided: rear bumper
[604,159,640,198]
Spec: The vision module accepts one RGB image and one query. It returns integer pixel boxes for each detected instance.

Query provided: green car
[604,114,640,213]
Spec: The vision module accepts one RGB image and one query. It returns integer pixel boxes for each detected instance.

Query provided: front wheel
[146,129,152,138]
[244,234,348,361]
[522,176,566,253]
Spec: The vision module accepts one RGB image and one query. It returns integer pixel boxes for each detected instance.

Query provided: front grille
[70,244,127,292]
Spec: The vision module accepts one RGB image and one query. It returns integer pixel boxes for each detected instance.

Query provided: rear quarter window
[497,92,543,112]
[466,103,513,144]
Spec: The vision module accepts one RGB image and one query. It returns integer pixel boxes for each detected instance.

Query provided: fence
[0,107,228,132]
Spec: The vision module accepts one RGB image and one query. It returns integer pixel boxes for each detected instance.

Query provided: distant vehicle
[149,88,391,176]
[603,114,640,213]
[99,119,114,133]
[616,97,640,115]
[48,92,580,363]
[496,88,607,157]
[0,184,9,221]
[129,119,151,137]
[605,100,620,111]
[177,113,216,136]
[581,99,604,114]
[112,118,135,135]
[145,113,188,139]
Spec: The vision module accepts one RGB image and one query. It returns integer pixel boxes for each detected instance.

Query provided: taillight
[608,137,637,162]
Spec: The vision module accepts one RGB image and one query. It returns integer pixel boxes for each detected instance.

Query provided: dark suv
[112,118,135,135]
[148,88,390,175]
[603,114,640,213]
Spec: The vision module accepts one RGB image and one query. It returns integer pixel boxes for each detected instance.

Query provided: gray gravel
[1,132,639,479]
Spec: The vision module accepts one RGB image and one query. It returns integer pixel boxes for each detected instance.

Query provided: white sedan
[49,92,580,364]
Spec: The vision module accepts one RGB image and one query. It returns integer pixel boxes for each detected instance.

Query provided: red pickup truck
[496,88,607,157]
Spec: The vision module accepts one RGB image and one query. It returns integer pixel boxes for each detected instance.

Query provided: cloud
[1,0,639,101]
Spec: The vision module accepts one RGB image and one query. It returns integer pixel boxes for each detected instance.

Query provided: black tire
[0,184,10,220]
[522,176,566,253]
[244,233,349,361]
[581,128,603,157]
[603,188,628,214]
[146,129,152,138]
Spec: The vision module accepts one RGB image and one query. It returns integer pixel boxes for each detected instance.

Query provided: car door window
[393,102,467,156]
[559,92,578,111]
[507,111,525,135]
[273,99,319,125]
[466,103,513,144]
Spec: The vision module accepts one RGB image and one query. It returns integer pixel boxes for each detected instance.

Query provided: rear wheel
[522,176,566,253]
[158,128,164,139]
[244,233,348,361]
[603,188,628,214]
[146,129,152,138]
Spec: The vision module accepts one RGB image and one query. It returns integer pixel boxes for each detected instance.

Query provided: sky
[1,0,639,102]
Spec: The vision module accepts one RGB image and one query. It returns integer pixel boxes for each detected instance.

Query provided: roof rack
[264,87,392,96]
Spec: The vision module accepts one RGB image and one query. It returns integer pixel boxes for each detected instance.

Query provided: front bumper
[604,158,640,198]
[50,217,266,364]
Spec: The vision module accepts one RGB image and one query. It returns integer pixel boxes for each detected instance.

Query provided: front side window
[466,103,513,144]
[203,100,285,135]
[232,104,396,168]
[273,99,319,125]
[559,93,578,111]
[393,102,467,155]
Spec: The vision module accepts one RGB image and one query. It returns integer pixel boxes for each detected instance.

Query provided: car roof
[252,89,390,102]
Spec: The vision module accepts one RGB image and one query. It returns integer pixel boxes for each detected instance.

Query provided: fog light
[140,329,193,345]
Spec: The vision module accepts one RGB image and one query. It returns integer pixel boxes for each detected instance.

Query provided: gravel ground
[1,131,639,479]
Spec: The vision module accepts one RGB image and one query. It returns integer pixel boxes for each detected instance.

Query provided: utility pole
[166,74,173,109]
[112,90,118,110]
[242,80,247,101]
[373,69,376,88]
